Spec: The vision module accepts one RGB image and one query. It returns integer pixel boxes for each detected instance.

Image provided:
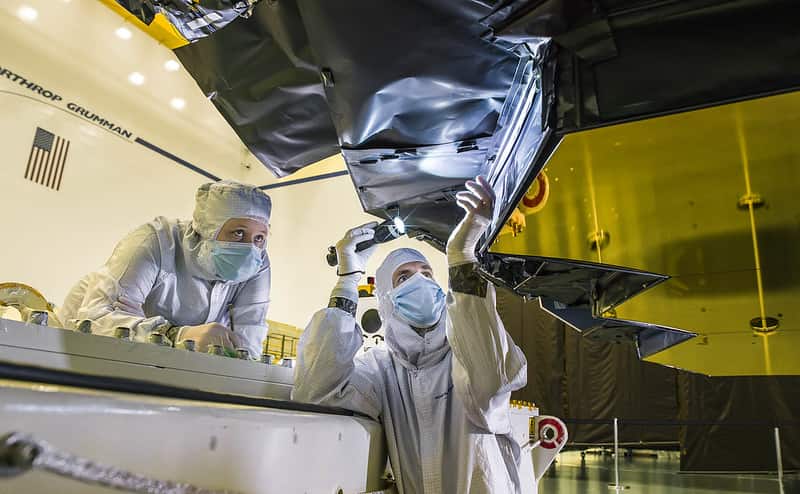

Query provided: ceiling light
[170,98,186,110]
[128,72,145,85]
[115,27,132,40]
[164,60,180,72]
[17,5,38,22]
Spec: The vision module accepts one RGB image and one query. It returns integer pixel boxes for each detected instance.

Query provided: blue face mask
[390,272,446,328]
[209,241,263,282]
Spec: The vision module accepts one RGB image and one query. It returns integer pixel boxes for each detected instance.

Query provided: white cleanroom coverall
[293,247,528,493]
[57,181,271,358]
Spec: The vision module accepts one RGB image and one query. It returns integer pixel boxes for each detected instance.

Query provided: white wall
[0,1,235,303]
[0,1,270,181]
[0,0,450,330]
[0,92,206,299]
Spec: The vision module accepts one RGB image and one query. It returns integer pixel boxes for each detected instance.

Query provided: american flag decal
[25,127,70,190]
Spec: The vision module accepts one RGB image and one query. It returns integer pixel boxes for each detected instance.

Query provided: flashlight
[327,217,406,267]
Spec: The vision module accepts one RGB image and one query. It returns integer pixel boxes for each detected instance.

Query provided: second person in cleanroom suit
[57,180,272,358]
[292,176,528,493]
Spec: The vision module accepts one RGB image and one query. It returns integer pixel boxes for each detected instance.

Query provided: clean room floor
[539,450,799,494]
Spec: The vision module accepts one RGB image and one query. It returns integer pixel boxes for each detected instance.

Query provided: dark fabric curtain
[497,286,566,416]
[497,288,800,471]
[499,287,678,444]
[678,374,800,472]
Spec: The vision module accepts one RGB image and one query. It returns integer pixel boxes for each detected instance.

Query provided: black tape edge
[134,137,221,181]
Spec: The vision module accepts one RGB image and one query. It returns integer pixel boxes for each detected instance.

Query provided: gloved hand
[176,322,241,353]
[335,221,379,276]
[447,175,496,266]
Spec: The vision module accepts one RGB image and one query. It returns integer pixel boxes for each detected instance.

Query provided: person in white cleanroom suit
[58,180,272,358]
[293,176,528,493]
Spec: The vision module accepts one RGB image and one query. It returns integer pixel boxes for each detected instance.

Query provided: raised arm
[292,223,383,419]
[445,176,527,434]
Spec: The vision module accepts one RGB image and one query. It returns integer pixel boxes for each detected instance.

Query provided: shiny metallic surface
[147,333,168,347]
[481,40,555,253]
[110,1,799,255]
[477,250,698,360]
[0,283,50,313]
[113,0,255,43]
[343,140,491,213]
[235,348,250,360]
[75,320,92,334]
[169,0,554,245]
[491,91,800,375]
[178,340,196,352]
[112,327,130,341]
[206,345,225,356]
[173,1,340,177]
[26,311,48,327]
[295,1,518,150]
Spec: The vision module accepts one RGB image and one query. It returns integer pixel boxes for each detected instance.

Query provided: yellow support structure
[492,91,800,376]
[98,0,189,49]
[264,320,303,360]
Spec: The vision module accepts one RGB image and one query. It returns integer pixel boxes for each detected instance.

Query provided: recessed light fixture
[164,60,180,71]
[115,27,132,40]
[170,98,186,110]
[128,72,145,85]
[17,5,38,22]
